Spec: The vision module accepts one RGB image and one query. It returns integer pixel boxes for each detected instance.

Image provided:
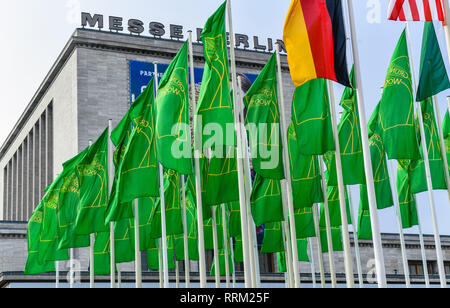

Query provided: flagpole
[181,175,191,288]
[388,160,411,288]
[158,239,163,288]
[308,238,317,288]
[405,21,447,288]
[346,186,364,288]
[416,200,431,288]
[237,75,260,288]
[312,203,326,288]
[222,204,231,288]
[280,192,294,288]
[432,95,450,201]
[211,205,221,288]
[327,79,355,288]
[108,119,116,289]
[346,0,387,288]
[319,156,337,288]
[227,0,253,288]
[230,237,236,288]
[88,139,95,289]
[133,199,142,288]
[275,42,301,288]
[154,62,170,288]
[55,261,59,288]
[176,261,180,288]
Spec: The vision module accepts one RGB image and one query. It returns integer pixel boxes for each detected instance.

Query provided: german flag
[283,0,350,88]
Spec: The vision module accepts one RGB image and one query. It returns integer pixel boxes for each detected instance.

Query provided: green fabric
[233,235,243,263]
[151,169,183,238]
[146,237,175,271]
[297,238,309,262]
[114,219,135,264]
[210,246,233,277]
[326,68,365,186]
[195,2,234,149]
[379,30,420,160]
[261,222,285,253]
[288,122,324,209]
[291,79,334,155]
[357,204,372,240]
[243,53,284,179]
[156,42,192,175]
[75,128,109,235]
[320,226,343,253]
[319,185,351,228]
[228,201,241,238]
[205,146,239,207]
[359,102,393,211]
[294,207,315,239]
[276,252,287,273]
[173,185,199,261]
[114,79,159,205]
[416,21,450,102]
[250,174,284,227]
[397,160,419,229]
[410,98,447,193]
[24,202,56,275]
[203,205,225,251]
[57,149,91,250]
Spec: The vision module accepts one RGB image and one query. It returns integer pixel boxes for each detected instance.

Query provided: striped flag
[388,0,445,23]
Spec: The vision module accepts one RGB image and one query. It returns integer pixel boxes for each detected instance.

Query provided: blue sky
[0,0,449,236]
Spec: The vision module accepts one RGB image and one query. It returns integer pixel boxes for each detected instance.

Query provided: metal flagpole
[176,261,180,288]
[327,80,355,288]
[134,199,142,288]
[388,160,411,288]
[69,249,74,288]
[227,0,253,288]
[158,239,163,288]
[432,95,450,201]
[108,120,116,289]
[308,238,317,288]
[280,191,294,288]
[346,186,364,288]
[154,62,170,289]
[230,237,236,288]
[211,205,221,288]
[346,0,387,288]
[222,204,231,288]
[117,265,122,288]
[319,156,337,288]
[312,203,326,288]
[55,261,59,288]
[181,175,191,288]
[87,139,95,289]
[275,42,301,288]
[237,75,260,288]
[187,30,207,289]
[416,201,431,288]
[405,21,447,288]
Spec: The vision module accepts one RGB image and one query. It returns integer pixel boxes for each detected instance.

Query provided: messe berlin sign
[81,12,286,53]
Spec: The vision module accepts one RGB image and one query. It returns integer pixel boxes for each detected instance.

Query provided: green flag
[75,128,109,235]
[156,42,192,175]
[297,239,309,262]
[416,21,450,102]
[57,149,90,250]
[359,103,393,211]
[107,81,153,223]
[326,68,365,186]
[276,252,287,273]
[24,203,56,275]
[92,231,112,275]
[228,201,241,238]
[319,185,352,228]
[379,30,420,160]
[233,235,244,263]
[210,246,233,277]
[294,207,315,239]
[291,78,334,155]
[320,226,343,253]
[195,2,234,149]
[204,205,225,250]
[205,146,239,207]
[261,222,284,253]
[288,123,324,209]
[250,174,284,227]
[150,169,183,238]
[410,98,447,193]
[357,204,372,240]
[147,237,175,271]
[397,160,419,229]
[114,79,159,205]
[243,53,284,179]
